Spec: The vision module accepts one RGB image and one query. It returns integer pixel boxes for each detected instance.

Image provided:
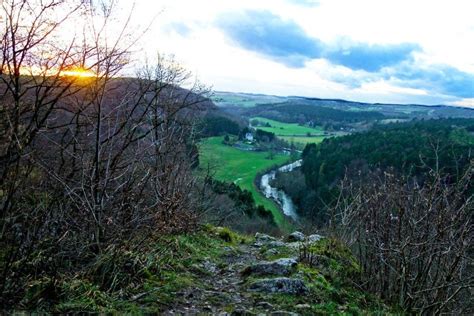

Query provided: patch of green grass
[198,136,291,228]
[254,239,389,315]
[251,117,324,136]
[279,135,326,145]
[49,229,240,313]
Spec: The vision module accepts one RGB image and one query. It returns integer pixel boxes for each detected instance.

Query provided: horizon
[127,0,474,108]
[212,90,474,108]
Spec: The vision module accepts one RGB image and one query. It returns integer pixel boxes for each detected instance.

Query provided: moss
[206,225,252,244]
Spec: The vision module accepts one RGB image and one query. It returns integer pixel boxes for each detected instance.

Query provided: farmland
[198,136,291,227]
[251,116,327,145]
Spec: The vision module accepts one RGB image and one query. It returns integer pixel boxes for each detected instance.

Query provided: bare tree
[330,164,474,314]
[0,0,210,305]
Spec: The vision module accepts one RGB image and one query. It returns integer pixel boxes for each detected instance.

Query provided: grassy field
[251,116,327,146]
[252,117,324,136]
[279,135,326,144]
[198,136,291,228]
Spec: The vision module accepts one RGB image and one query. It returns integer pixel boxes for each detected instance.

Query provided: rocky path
[164,231,323,315]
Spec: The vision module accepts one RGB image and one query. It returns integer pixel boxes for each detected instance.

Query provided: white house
[245,132,254,142]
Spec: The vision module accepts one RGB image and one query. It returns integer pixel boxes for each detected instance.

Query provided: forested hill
[270,119,474,225]
[302,118,474,191]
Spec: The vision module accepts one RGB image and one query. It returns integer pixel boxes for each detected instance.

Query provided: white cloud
[127,0,474,105]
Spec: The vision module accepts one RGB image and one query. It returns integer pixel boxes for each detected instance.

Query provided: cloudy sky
[131,0,474,106]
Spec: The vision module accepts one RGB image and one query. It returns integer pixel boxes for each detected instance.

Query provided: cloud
[216,10,323,68]
[164,22,191,37]
[324,43,420,72]
[388,64,474,98]
[216,10,419,72]
[214,9,472,101]
[287,0,320,7]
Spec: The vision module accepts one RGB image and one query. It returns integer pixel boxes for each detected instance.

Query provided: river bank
[258,160,302,222]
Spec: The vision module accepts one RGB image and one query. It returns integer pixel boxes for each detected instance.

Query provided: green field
[252,117,324,136]
[198,136,291,228]
[279,136,326,144]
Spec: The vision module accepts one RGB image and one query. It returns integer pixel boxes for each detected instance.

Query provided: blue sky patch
[324,43,420,72]
[216,10,323,68]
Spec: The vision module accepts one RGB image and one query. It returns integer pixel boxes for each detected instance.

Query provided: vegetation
[1,1,473,314]
[198,136,290,227]
[272,119,474,225]
[251,117,324,136]
[199,115,241,137]
[0,0,210,308]
[330,165,473,314]
[251,117,328,146]
[246,103,385,131]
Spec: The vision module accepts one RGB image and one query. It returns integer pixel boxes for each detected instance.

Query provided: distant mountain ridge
[215,90,473,110]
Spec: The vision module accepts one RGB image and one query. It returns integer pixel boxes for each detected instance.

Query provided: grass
[198,136,291,228]
[251,117,327,146]
[279,136,326,145]
[251,117,324,136]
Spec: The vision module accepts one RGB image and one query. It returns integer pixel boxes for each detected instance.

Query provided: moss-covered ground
[13,226,393,314]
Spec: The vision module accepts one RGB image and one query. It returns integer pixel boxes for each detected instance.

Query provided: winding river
[259,159,302,221]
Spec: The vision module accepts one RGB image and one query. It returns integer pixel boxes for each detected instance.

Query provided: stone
[231,308,255,316]
[242,258,298,277]
[267,241,286,248]
[254,233,279,247]
[295,303,311,309]
[248,277,308,294]
[307,234,323,243]
[288,231,305,242]
[271,312,300,316]
[255,301,274,309]
[255,232,277,242]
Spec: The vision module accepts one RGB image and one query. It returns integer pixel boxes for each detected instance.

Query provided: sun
[60,67,96,78]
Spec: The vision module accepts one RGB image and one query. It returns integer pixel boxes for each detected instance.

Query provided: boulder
[267,241,286,248]
[255,232,277,242]
[271,312,300,316]
[248,277,308,294]
[254,233,280,247]
[307,234,323,243]
[288,231,305,242]
[242,258,297,277]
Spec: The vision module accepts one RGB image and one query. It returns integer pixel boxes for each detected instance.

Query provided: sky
[129,0,474,106]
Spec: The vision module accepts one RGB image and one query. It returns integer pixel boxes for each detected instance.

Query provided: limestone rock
[271,312,300,316]
[288,231,305,242]
[248,277,308,294]
[307,234,323,243]
[255,232,276,242]
[242,258,298,277]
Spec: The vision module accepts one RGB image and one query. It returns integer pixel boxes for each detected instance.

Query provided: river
[259,159,302,221]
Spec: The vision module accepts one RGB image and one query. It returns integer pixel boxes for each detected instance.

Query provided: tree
[0,0,210,304]
[330,165,474,314]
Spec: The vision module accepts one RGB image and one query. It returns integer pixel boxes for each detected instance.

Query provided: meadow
[279,135,326,144]
[198,136,291,227]
[251,116,328,146]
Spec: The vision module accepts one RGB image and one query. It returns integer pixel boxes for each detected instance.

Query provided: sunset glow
[60,68,96,78]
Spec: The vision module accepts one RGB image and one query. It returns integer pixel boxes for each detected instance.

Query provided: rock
[295,303,311,309]
[255,301,274,309]
[201,260,218,274]
[248,277,308,294]
[267,241,286,248]
[232,308,255,316]
[307,234,323,243]
[288,231,305,242]
[254,233,279,247]
[243,258,298,277]
[271,312,300,316]
[264,248,279,257]
[255,232,276,242]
